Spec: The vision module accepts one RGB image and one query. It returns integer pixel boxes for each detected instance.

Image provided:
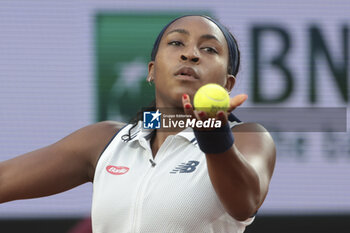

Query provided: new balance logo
[170,160,200,174]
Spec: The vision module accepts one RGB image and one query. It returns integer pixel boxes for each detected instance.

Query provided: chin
[175,86,197,98]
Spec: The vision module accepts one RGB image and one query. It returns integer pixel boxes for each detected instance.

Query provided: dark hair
[122,15,240,141]
[121,100,156,142]
[150,15,241,76]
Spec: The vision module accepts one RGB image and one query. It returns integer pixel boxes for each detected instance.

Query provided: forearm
[205,145,261,221]
[0,147,90,203]
[183,92,274,221]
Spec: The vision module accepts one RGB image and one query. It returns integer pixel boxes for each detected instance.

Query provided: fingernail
[185,103,191,109]
[198,111,205,117]
[218,111,225,117]
[183,94,188,100]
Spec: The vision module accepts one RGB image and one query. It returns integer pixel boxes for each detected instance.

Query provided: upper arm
[0,121,124,203]
[233,123,276,205]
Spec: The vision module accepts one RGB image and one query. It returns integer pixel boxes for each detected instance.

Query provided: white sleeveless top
[92,121,254,233]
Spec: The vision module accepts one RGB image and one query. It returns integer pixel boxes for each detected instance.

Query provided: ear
[147,61,155,82]
[224,74,236,92]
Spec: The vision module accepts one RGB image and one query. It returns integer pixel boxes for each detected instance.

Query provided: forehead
[163,16,226,43]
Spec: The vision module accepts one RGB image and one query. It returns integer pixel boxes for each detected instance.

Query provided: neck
[150,108,188,158]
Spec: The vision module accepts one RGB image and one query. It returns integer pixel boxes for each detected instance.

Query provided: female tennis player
[0,15,275,233]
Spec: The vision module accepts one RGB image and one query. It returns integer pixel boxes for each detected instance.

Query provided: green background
[96,12,209,122]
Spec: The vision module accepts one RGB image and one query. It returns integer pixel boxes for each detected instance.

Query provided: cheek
[153,60,165,78]
[153,60,170,82]
[203,59,228,84]
[154,52,176,79]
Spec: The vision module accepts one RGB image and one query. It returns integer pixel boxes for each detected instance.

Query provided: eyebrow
[166,28,221,43]
[166,28,190,36]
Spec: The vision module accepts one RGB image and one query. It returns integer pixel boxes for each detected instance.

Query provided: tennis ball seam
[193,84,230,117]
[203,92,227,102]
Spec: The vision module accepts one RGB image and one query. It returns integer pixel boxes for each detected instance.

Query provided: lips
[174,67,199,80]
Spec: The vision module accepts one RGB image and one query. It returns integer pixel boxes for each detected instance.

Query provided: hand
[182,93,248,129]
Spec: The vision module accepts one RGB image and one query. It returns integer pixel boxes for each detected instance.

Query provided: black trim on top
[99,123,128,158]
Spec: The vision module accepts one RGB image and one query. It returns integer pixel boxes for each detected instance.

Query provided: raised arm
[0,121,123,203]
[205,123,276,221]
[182,93,276,221]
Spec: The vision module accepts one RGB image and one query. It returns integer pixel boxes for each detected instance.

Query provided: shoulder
[60,121,126,144]
[55,121,127,180]
[232,122,276,175]
[233,122,270,133]
[88,120,126,131]
[87,121,126,134]
[232,122,275,152]
[71,120,127,156]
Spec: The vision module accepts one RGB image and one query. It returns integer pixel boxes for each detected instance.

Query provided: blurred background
[0,0,349,232]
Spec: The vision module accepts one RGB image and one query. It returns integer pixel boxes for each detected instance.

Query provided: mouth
[174,67,199,81]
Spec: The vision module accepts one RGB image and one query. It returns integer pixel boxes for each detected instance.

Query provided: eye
[202,47,218,54]
[168,41,184,46]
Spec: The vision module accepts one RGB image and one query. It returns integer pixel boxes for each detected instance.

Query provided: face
[148,16,235,108]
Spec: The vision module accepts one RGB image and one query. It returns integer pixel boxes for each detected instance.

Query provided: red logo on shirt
[106,166,129,175]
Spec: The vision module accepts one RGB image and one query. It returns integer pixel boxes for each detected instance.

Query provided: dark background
[1,215,350,233]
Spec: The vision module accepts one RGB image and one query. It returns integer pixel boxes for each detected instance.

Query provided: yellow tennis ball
[193,83,230,117]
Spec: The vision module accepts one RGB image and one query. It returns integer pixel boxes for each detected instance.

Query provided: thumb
[228,94,248,112]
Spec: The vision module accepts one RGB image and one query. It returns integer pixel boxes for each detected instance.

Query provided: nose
[181,47,200,63]
[181,55,199,63]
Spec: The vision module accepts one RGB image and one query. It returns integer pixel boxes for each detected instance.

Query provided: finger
[182,94,190,106]
[182,94,196,118]
[216,111,228,126]
[197,111,209,121]
[227,94,248,112]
